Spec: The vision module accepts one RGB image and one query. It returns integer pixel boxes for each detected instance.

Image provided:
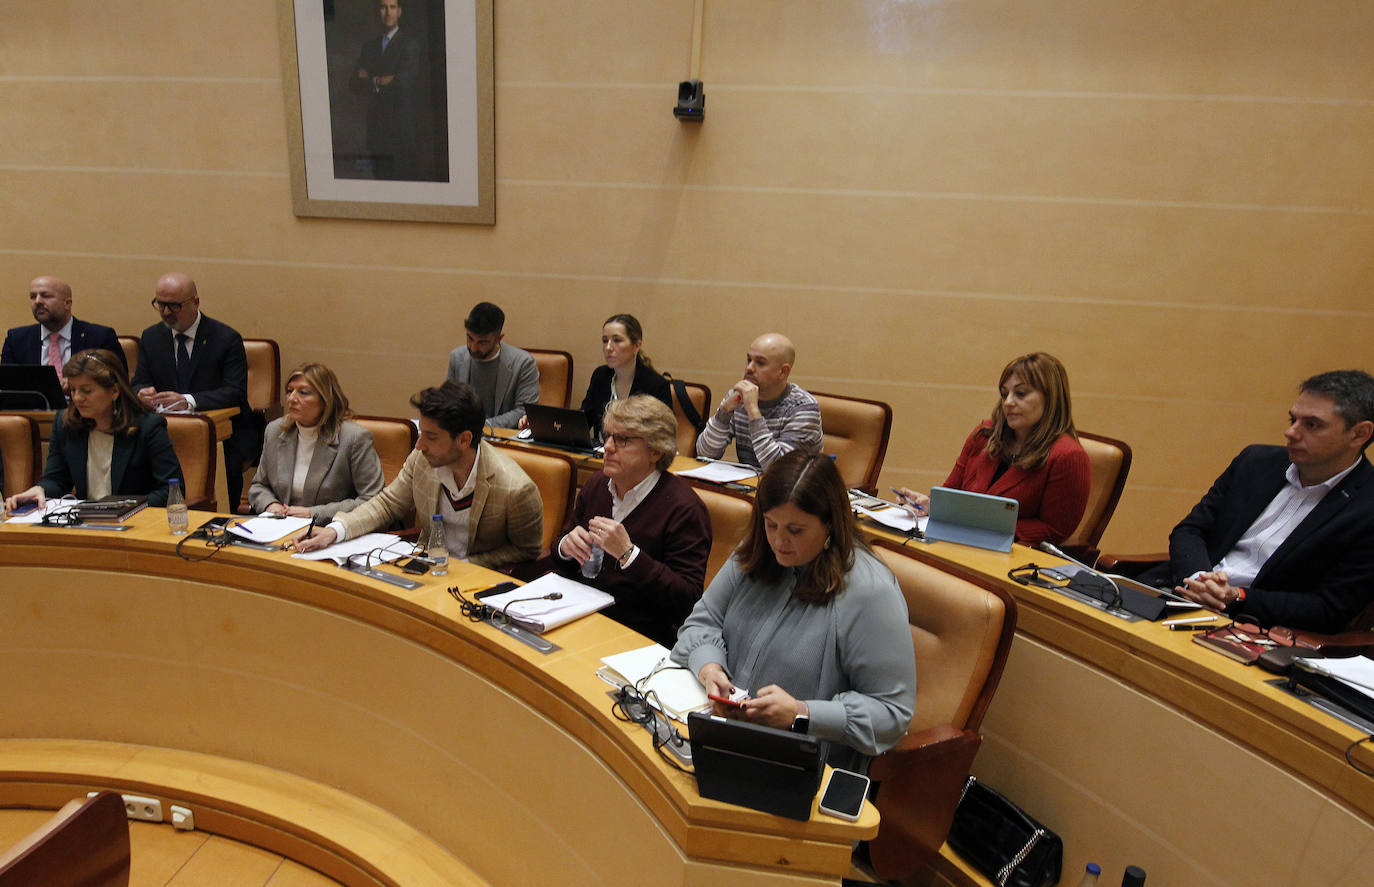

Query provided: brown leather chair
[115,336,139,375]
[865,537,1018,882]
[690,484,754,586]
[164,414,217,511]
[1059,431,1132,564]
[0,791,130,887]
[811,390,892,494]
[494,443,577,556]
[243,338,283,424]
[670,380,710,459]
[352,415,419,485]
[527,349,573,408]
[0,414,42,498]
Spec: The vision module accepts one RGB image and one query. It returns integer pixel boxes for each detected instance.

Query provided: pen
[890,487,927,513]
[306,516,319,539]
[1168,623,1217,632]
[232,521,254,536]
[1163,615,1217,627]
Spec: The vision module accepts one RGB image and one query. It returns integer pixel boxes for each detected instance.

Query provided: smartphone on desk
[818,768,870,822]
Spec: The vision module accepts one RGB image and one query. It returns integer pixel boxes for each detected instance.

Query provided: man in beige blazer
[294,381,543,569]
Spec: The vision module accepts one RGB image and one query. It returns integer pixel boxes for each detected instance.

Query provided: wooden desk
[859,523,1374,887]
[14,407,239,443]
[0,512,874,887]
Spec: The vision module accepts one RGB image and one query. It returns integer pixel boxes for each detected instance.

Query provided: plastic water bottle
[1120,865,1146,887]
[1076,863,1101,887]
[582,542,604,578]
[429,514,448,576]
[166,479,188,535]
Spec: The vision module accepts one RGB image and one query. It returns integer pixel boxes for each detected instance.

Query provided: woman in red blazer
[899,352,1090,545]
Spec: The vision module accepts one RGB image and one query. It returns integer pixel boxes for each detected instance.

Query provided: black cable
[1345,734,1374,778]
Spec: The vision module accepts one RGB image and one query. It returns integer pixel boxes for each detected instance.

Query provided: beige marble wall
[3,0,1371,549]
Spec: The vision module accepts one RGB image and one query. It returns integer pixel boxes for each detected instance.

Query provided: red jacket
[944,423,1090,545]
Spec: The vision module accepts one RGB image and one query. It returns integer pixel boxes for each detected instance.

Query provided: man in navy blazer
[1167,370,1374,632]
[348,0,422,180]
[130,272,260,508]
[1,275,125,371]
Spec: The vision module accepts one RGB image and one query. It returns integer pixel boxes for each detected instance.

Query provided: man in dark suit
[131,272,260,509]
[1,276,125,372]
[1167,369,1374,632]
[349,0,421,180]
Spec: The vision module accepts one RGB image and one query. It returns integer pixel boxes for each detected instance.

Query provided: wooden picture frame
[277,0,494,224]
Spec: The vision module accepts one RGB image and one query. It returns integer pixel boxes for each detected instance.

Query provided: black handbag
[946,776,1062,887]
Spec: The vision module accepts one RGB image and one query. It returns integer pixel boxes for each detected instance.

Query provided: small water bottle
[1076,863,1101,887]
[166,479,188,535]
[581,541,604,578]
[429,514,448,576]
[1120,865,1146,887]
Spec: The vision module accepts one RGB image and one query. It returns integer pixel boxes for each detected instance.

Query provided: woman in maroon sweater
[899,352,1090,546]
[522,395,711,646]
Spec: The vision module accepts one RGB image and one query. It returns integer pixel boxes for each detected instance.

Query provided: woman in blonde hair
[897,352,1090,545]
[248,362,384,520]
[4,348,182,510]
[672,450,916,770]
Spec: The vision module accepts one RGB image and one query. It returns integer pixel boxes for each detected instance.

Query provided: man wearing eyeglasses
[1,275,125,374]
[131,271,259,508]
[292,381,543,569]
[1165,370,1374,633]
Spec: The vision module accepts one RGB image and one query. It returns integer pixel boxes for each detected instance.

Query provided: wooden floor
[0,808,343,886]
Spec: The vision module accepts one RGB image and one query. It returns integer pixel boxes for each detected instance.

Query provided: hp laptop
[523,403,599,450]
[922,486,1019,553]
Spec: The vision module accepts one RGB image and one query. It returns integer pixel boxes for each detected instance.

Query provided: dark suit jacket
[130,314,259,452]
[1169,445,1374,632]
[349,28,421,176]
[1,319,126,370]
[580,362,672,435]
[944,423,1091,546]
[40,411,184,506]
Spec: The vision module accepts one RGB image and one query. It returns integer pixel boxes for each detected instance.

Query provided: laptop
[523,403,599,450]
[922,486,1019,553]
[0,365,67,410]
[688,711,823,820]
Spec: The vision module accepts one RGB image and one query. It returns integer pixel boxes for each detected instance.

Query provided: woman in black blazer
[579,313,671,435]
[4,349,183,511]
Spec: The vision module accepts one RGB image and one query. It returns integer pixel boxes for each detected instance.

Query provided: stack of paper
[478,573,614,633]
[597,643,710,723]
[1303,655,1374,698]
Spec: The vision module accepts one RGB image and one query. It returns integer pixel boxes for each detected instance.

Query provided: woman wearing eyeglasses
[247,362,384,520]
[515,395,711,647]
[671,450,916,769]
[3,349,183,512]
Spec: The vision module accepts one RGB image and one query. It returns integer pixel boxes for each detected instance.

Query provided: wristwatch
[618,545,637,569]
[790,712,810,735]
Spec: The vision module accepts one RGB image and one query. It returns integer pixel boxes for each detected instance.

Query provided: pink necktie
[47,334,63,385]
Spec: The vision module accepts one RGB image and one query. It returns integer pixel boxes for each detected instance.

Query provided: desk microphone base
[341,563,422,590]
[486,617,559,654]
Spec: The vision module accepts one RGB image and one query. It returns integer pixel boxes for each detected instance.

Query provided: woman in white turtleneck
[247,362,384,520]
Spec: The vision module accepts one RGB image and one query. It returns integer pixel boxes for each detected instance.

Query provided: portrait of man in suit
[1,275,125,373]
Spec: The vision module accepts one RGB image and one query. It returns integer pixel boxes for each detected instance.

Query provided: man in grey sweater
[445,302,541,429]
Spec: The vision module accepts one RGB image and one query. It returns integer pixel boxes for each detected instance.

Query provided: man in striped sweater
[695,333,823,470]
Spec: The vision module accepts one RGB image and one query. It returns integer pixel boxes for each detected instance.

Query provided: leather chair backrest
[527,349,573,409]
[691,485,754,587]
[671,381,710,459]
[873,540,1014,733]
[164,414,217,510]
[1063,431,1132,551]
[0,792,130,887]
[811,391,893,494]
[0,414,42,498]
[353,416,419,486]
[116,336,139,376]
[243,339,282,415]
[496,444,577,556]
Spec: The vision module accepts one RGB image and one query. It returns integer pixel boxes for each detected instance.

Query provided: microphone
[1037,541,1167,621]
[501,591,563,622]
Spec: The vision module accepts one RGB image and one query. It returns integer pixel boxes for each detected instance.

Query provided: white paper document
[229,515,313,542]
[854,501,927,534]
[597,643,712,723]
[1303,655,1374,699]
[675,460,759,484]
[290,533,413,565]
[3,498,84,524]
[479,572,614,633]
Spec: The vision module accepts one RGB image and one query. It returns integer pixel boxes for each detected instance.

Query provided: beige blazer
[337,443,543,568]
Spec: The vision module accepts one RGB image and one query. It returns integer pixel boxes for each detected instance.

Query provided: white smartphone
[817,768,870,821]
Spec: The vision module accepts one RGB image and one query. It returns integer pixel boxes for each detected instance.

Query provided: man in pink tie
[0,275,125,375]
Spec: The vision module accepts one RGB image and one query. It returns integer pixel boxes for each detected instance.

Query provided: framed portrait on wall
[277,0,494,224]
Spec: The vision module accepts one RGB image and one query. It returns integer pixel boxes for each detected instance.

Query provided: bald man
[1,276,125,373]
[695,333,823,470]
[131,272,259,507]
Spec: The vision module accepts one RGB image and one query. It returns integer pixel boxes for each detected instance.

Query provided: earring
[824,535,832,550]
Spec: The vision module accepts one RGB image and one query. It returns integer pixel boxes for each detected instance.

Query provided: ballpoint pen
[890,487,927,514]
